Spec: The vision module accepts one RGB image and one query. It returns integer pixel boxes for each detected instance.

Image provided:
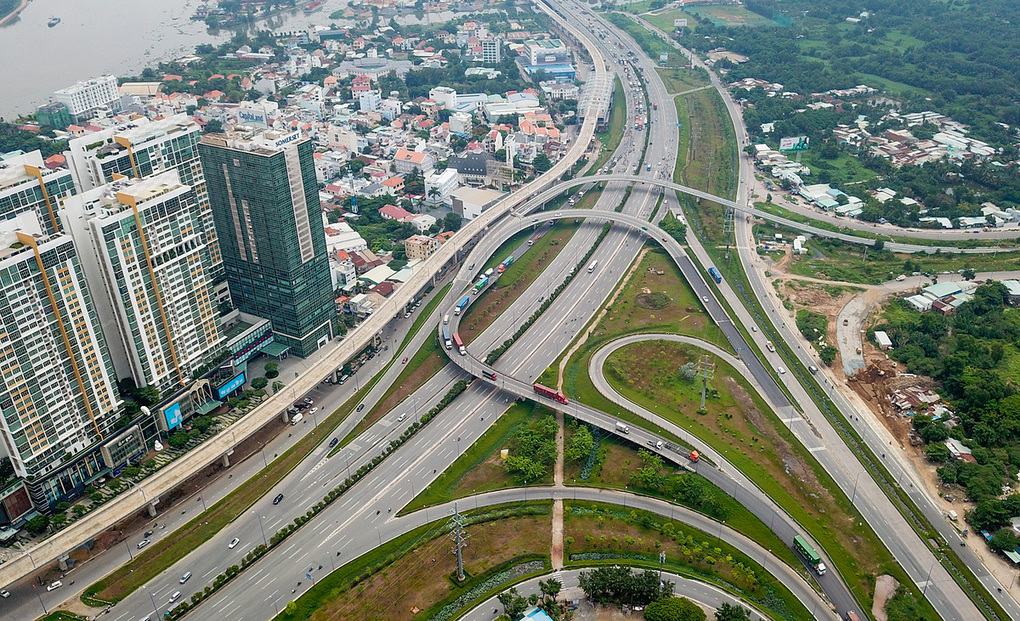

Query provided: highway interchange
[6,3,1020,621]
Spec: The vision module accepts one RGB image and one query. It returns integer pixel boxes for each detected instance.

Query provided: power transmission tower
[697,355,716,410]
[723,207,735,259]
[449,502,470,581]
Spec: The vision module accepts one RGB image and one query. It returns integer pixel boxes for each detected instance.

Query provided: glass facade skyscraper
[199,130,337,357]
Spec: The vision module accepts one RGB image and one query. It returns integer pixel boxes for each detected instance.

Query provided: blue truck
[708,266,722,283]
[454,296,470,315]
[442,326,452,350]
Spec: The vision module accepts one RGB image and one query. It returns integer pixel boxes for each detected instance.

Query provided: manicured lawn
[460,222,579,345]
[643,9,699,32]
[604,340,899,605]
[685,4,774,27]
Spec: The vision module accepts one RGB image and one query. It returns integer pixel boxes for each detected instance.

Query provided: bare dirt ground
[872,574,898,621]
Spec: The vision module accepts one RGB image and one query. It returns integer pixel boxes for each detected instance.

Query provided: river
[0,0,349,119]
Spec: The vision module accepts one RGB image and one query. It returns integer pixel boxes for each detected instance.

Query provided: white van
[443,314,450,325]
[290,413,303,425]
[169,590,181,603]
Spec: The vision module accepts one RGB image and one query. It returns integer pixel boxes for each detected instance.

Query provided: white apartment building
[424,168,460,206]
[359,90,383,112]
[449,111,473,136]
[0,212,121,480]
[429,86,458,110]
[61,171,223,393]
[0,150,77,235]
[64,115,223,277]
[53,75,120,120]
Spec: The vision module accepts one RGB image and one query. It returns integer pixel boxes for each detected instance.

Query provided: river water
[0,0,347,119]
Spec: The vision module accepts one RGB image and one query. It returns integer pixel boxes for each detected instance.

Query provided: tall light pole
[255,512,268,547]
[851,471,862,505]
[149,591,160,617]
[922,560,936,597]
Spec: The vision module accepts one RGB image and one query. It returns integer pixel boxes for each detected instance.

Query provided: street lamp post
[851,471,862,505]
[34,586,47,614]
[255,513,268,547]
[922,560,936,597]
[149,591,160,617]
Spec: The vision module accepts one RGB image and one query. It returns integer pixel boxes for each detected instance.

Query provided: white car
[310,408,318,414]
[46,581,62,592]
[228,537,240,549]
[137,539,150,549]
[0,589,10,598]
[777,367,786,375]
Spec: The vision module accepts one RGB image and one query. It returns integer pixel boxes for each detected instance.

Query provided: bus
[793,535,827,575]
[587,260,599,274]
[452,333,466,356]
[708,266,722,283]
[442,326,451,350]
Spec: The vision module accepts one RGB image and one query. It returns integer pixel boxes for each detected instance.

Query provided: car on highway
[397,413,407,422]
[490,373,498,380]
[273,493,284,505]
[357,403,365,412]
[137,539,150,549]
[46,581,62,592]
[228,537,240,549]
[310,408,318,414]
[179,571,192,584]
[0,589,10,598]
[777,367,786,375]
[402,357,408,364]
[702,296,709,302]
[329,437,339,448]
[169,590,181,603]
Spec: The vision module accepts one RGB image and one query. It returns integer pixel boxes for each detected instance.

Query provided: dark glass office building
[199,130,337,357]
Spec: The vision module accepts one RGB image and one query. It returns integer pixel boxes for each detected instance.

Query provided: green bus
[794,535,826,575]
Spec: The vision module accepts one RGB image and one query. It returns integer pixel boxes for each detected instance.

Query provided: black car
[356,404,365,412]
[273,493,284,505]
[329,437,339,448]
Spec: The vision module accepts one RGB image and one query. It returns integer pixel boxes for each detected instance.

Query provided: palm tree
[271,381,285,394]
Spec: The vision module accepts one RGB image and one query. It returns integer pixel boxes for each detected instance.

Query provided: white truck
[615,422,630,434]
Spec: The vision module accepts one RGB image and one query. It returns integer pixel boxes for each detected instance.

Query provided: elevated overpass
[0,0,608,591]
[512,174,1019,254]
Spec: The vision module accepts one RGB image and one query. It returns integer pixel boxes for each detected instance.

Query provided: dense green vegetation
[875,284,1020,516]
[503,413,558,484]
[716,0,1020,142]
[0,123,67,157]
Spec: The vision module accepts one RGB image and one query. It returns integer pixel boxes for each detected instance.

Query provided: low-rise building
[404,234,440,261]
[451,186,507,220]
[425,168,460,205]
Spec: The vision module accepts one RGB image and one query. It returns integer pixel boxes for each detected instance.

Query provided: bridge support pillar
[57,554,71,571]
[147,501,158,518]
[281,410,290,424]
[221,453,230,468]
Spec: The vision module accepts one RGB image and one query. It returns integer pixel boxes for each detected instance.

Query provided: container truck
[615,421,630,434]
[442,326,452,350]
[474,275,489,292]
[454,296,470,315]
[707,266,722,283]
[533,383,569,404]
[793,535,827,575]
[453,333,466,356]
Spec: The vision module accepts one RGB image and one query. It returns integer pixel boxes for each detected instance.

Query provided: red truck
[533,383,569,404]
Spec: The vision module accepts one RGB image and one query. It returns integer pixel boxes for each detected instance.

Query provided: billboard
[217,371,246,399]
[779,136,810,151]
[674,18,688,28]
[238,107,268,128]
[659,53,669,64]
[163,402,183,431]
